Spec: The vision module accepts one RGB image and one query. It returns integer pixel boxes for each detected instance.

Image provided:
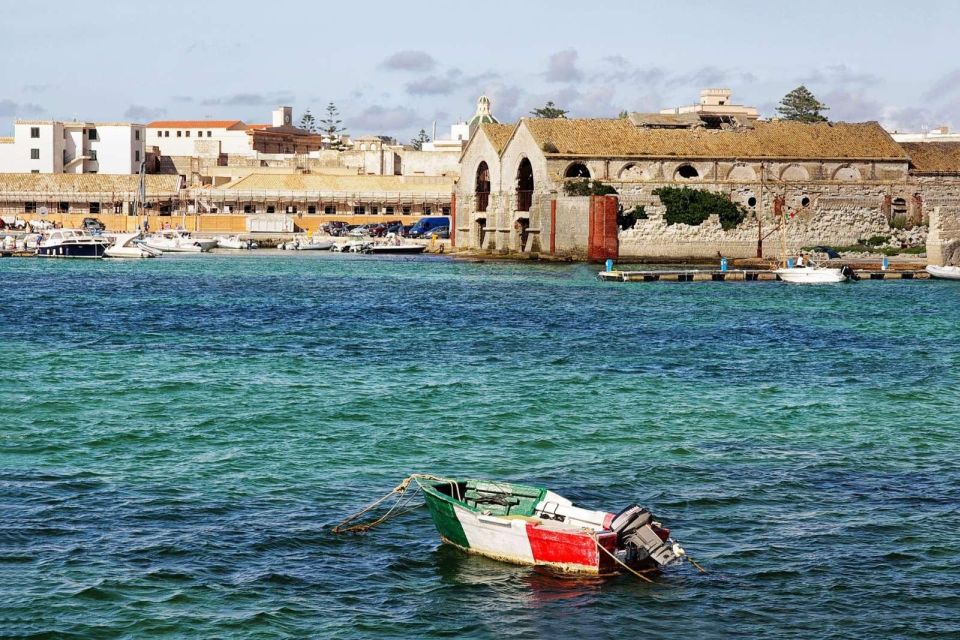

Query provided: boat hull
[423,486,621,575]
[364,245,427,254]
[775,267,847,284]
[926,265,960,280]
[36,243,107,258]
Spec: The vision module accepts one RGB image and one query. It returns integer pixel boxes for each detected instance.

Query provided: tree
[776,86,829,123]
[410,129,431,151]
[321,102,348,149]
[618,110,629,119]
[299,109,317,133]
[530,101,568,119]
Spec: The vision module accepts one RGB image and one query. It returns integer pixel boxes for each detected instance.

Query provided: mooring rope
[331,473,455,534]
[593,538,655,583]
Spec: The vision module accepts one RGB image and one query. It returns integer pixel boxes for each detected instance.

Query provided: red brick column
[587,195,619,261]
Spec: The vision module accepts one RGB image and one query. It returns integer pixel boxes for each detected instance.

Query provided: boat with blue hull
[36,229,110,258]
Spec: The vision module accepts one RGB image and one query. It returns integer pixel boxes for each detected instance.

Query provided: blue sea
[1,252,958,638]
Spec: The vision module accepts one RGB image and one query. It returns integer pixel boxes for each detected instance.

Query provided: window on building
[801,196,811,207]
[30,127,40,138]
[89,129,98,140]
[892,197,908,216]
[369,206,378,215]
[58,202,69,213]
[243,204,253,214]
[165,131,170,137]
[114,202,123,214]
[30,148,40,159]
[157,130,163,137]
[354,206,366,215]
[286,206,297,213]
[266,206,275,213]
[177,131,182,137]
[307,205,316,214]
[676,164,699,179]
[384,206,394,215]
[402,206,411,214]
[423,206,432,215]
[90,202,101,214]
[207,131,212,137]
[89,150,97,161]
[324,205,336,215]
[135,130,140,140]
[747,197,757,207]
[31,169,39,174]
[135,150,141,162]
[185,131,190,137]
[25,202,37,213]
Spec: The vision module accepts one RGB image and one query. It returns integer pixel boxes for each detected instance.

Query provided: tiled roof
[521,118,909,160]
[245,123,270,131]
[147,120,245,129]
[0,173,181,194]
[480,123,515,154]
[900,142,960,173]
[220,173,454,194]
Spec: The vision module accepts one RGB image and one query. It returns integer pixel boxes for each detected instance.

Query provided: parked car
[323,221,351,236]
[407,216,450,238]
[82,217,106,232]
[28,219,55,231]
[426,225,450,239]
[0,216,28,230]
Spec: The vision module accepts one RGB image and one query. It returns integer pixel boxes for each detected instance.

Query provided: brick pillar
[882,194,892,222]
[912,193,923,226]
[450,192,456,248]
[587,195,619,261]
[550,199,557,255]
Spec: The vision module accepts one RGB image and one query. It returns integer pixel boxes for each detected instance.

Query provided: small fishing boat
[104,233,162,259]
[295,236,335,251]
[418,477,685,575]
[36,229,110,258]
[775,264,853,284]
[332,241,370,253]
[926,264,960,280]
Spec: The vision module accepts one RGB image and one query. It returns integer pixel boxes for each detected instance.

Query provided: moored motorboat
[775,266,849,284]
[141,230,216,253]
[104,233,161,259]
[36,229,110,258]
[295,236,335,251]
[417,477,685,575]
[332,241,370,253]
[925,264,960,280]
[363,242,427,255]
[215,235,257,250]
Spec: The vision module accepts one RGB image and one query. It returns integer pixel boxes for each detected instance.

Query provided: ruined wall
[921,177,960,265]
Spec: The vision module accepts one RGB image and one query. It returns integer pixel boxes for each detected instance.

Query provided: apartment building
[0,120,145,174]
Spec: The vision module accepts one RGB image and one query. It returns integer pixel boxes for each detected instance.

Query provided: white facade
[0,120,145,174]
[421,121,470,152]
[146,120,255,157]
[889,126,960,143]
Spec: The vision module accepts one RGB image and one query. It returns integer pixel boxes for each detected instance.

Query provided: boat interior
[431,480,544,517]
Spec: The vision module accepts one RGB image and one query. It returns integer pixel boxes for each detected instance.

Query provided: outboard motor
[612,504,685,568]
[841,265,859,281]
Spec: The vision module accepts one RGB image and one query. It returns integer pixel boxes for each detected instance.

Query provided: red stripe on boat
[526,523,599,567]
[602,512,614,529]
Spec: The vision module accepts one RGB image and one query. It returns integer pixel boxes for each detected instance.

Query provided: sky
[1,0,958,141]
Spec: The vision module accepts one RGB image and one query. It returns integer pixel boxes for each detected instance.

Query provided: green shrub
[889,215,910,230]
[617,205,647,230]
[865,235,890,247]
[653,186,747,231]
[563,179,618,196]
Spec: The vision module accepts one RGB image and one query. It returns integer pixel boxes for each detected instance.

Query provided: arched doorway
[564,162,590,178]
[516,158,533,211]
[475,161,490,212]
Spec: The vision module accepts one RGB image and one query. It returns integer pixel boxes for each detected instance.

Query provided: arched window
[564,162,590,178]
[516,158,534,211]
[676,164,699,179]
[892,197,908,216]
[475,161,490,212]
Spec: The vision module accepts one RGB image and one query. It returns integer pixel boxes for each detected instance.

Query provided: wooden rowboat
[417,477,685,576]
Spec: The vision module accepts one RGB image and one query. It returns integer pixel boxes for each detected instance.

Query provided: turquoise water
[2,253,959,639]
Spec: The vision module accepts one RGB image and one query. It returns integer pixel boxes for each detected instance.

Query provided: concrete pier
[598,269,931,282]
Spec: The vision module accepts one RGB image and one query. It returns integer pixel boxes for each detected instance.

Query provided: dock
[598,269,931,282]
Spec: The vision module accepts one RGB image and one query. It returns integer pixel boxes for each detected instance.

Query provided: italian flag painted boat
[417,477,685,576]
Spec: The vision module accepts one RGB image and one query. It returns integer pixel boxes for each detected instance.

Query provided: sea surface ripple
[1,253,958,639]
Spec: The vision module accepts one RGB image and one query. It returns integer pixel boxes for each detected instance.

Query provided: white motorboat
[141,230,216,253]
[332,241,370,253]
[295,237,335,251]
[36,229,110,258]
[925,265,960,280]
[775,265,852,284]
[104,233,161,259]
[215,235,257,250]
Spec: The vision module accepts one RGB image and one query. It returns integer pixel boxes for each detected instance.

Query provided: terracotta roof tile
[479,123,515,154]
[522,118,908,160]
[0,173,181,194]
[900,142,960,173]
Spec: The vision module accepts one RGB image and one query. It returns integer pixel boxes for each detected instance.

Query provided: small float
[334,475,693,578]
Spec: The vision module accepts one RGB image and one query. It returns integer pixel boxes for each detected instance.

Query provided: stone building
[455,112,960,260]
